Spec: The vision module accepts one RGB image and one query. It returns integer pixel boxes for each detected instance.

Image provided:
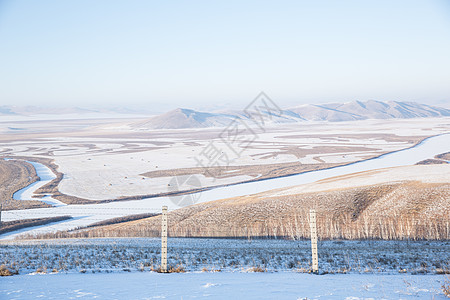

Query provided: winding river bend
[2,133,449,239]
[12,161,66,207]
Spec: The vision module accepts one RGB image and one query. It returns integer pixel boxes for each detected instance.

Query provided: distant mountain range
[131,100,450,129]
[1,101,449,128]
[0,105,154,116]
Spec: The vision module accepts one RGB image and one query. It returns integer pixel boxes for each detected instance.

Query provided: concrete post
[161,206,168,273]
[309,209,319,273]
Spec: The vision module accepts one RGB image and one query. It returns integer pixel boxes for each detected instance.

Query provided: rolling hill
[130,100,450,129]
[47,164,450,240]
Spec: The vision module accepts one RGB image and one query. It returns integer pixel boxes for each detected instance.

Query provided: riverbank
[0,159,48,210]
[1,133,449,239]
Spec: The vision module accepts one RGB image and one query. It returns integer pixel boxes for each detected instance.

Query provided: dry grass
[275,133,426,144]
[142,162,342,181]
[416,159,448,165]
[443,275,450,298]
[246,266,266,272]
[1,156,200,206]
[436,152,450,161]
[1,132,430,207]
[33,181,450,240]
[1,156,106,206]
[246,145,379,160]
[11,156,100,205]
[416,152,450,165]
[0,159,50,210]
[151,265,186,273]
[141,136,427,181]
[0,264,19,276]
[0,216,72,235]
[2,157,348,208]
[84,213,158,228]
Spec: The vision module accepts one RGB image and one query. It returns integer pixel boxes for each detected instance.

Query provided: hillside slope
[132,108,237,129]
[130,101,450,129]
[63,164,450,240]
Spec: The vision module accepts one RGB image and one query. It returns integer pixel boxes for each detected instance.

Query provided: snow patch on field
[270,164,450,197]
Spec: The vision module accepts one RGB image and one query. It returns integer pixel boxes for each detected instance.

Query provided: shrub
[246,266,265,272]
[168,265,186,273]
[443,275,450,298]
[0,264,18,276]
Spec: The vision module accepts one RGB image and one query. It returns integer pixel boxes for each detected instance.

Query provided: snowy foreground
[2,272,448,299]
[1,238,449,299]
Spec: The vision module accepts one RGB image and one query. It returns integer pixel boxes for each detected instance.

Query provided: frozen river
[2,133,449,238]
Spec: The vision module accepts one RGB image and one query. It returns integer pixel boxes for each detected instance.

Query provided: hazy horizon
[1,98,449,116]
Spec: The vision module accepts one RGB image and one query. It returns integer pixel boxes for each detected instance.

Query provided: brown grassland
[436,152,450,161]
[416,152,450,165]
[0,132,431,207]
[0,216,71,235]
[142,162,342,181]
[1,156,209,206]
[3,156,101,205]
[35,180,449,240]
[416,159,448,165]
[0,159,50,210]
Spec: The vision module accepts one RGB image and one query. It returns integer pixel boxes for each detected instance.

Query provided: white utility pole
[309,209,319,274]
[161,205,168,273]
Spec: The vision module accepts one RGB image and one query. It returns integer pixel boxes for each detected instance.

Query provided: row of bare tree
[26,213,449,240]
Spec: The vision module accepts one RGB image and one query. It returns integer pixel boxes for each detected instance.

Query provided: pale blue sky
[0,0,449,110]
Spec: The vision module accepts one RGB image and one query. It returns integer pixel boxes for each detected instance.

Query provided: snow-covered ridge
[2,100,448,128]
[131,100,450,129]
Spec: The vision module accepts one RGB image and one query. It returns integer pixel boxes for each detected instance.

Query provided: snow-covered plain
[2,117,448,200]
[2,133,449,239]
[1,272,448,299]
[1,117,449,299]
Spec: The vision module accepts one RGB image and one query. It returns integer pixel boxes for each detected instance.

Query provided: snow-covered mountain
[2,100,448,127]
[289,100,450,121]
[131,100,450,129]
[131,108,238,129]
